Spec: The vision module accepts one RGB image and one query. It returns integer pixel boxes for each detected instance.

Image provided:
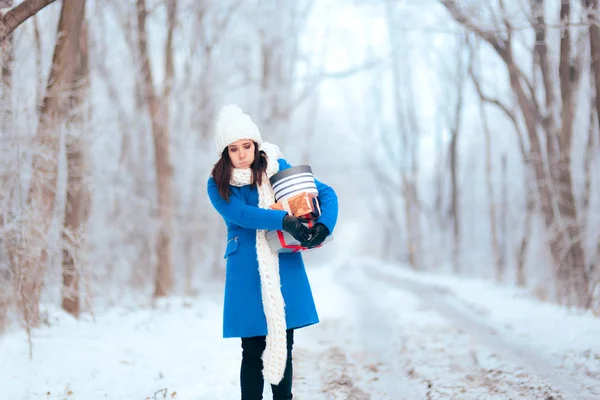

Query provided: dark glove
[303,223,330,248]
[282,215,312,243]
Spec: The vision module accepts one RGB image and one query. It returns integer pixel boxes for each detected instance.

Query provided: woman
[207,105,338,400]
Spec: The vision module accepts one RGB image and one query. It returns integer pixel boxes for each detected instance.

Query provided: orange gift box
[269,191,321,221]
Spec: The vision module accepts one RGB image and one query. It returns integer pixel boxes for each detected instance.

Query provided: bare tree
[477,80,503,282]
[62,19,91,318]
[441,0,591,307]
[582,95,595,232]
[94,0,155,292]
[255,0,312,138]
[136,0,175,297]
[14,0,86,328]
[383,2,424,269]
[468,37,534,287]
[468,40,505,282]
[0,0,15,331]
[583,0,600,305]
[178,1,240,285]
[447,37,468,274]
[515,167,536,288]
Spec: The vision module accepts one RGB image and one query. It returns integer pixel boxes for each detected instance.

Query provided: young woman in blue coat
[207,105,338,400]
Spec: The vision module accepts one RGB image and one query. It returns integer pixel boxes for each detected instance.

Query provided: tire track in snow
[293,321,375,399]
[338,270,428,398]
[336,265,552,399]
[366,265,597,400]
[293,265,403,399]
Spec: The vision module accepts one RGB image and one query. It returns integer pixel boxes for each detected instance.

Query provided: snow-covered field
[1,259,599,399]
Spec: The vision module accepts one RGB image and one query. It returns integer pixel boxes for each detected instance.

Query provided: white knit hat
[215,104,263,156]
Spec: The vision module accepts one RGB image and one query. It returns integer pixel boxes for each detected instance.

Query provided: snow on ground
[294,261,598,399]
[0,294,242,399]
[1,258,599,399]
[357,258,600,398]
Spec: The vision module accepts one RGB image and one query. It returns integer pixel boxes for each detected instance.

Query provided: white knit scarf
[229,142,287,385]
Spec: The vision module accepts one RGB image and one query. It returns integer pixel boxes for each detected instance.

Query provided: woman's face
[227,139,255,169]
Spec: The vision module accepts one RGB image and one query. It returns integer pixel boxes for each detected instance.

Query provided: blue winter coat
[207,158,338,338]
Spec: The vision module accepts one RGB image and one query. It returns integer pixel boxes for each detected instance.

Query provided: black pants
[240,329,294,400]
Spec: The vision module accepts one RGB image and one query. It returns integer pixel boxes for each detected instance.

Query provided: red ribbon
[276,231,306,252]
[275,220,319,252]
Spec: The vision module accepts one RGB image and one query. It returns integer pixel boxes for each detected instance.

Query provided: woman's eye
[230,148,237,152]
[244,145,251,150]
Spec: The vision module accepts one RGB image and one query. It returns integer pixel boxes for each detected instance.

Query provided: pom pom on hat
[215,104,263,156]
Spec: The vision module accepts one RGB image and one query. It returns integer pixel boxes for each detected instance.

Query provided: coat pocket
[223,236,239,259]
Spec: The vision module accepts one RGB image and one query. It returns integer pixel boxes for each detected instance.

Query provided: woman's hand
[282,215,312,243]
[303,223,329,248]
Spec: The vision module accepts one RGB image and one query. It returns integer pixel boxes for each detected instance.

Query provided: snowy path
[367,266,593,399]
[293,262,600,399]
[1,260,599,399]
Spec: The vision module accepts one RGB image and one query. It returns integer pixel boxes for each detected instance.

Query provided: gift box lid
[270,165,318,202]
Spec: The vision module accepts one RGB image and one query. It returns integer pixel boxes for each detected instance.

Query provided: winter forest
[1,0,600,399]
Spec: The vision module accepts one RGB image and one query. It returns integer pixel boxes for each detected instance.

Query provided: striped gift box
[269,165,318,202]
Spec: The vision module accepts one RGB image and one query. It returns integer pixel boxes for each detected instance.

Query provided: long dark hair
[211,141,268,201]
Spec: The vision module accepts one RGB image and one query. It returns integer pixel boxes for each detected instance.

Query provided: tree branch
[468,58,528,158]
[276,59,379,119]
[498,0,513,42]
[441,0,508,56]
[442,0,543,133]
[1,0,57,41]
[441,1,538,105]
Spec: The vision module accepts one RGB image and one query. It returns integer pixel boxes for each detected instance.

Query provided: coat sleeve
[277,159,339,234]
[207,177,288,231]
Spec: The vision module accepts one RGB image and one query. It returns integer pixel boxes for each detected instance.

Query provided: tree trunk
[584,2,600,287]
[516,161,535,288]
[434,121,447,232]
[61,19,90,318]
[0,213,13,333]
[532,0,556,114]
[592,239,600,306]
[407,70,423,269]
[136,0,174,297]
[32,15,43,108]
[434,121,448,268]
[449,38,466,274]
[553,1,589,307]
[0,20,15,327]
[15,0,86,328]
[409,180,422,269]
[402,174,417,269]
[500,154,508,276]
[184,234,194,296]
[582,96,595,232]
[449,111,462,274]
[479,100,502,281]
[0,0,14,331]
[585,0,600,130]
